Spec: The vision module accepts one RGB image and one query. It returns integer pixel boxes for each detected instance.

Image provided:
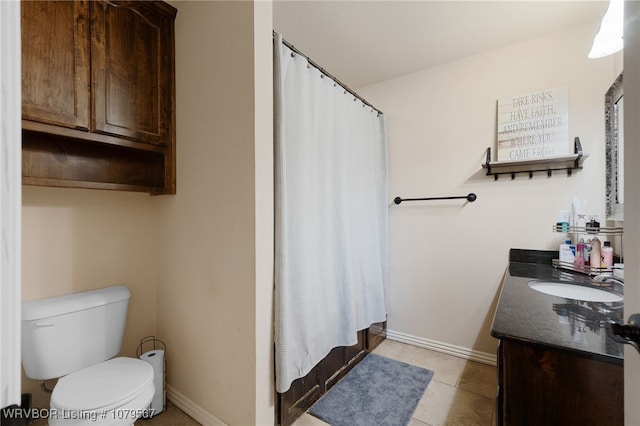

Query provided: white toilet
[22,285,155,426]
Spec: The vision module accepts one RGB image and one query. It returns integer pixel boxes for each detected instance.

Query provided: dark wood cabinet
[366,319,387,350]
[21,1,90,130]
[276,321,386,426]
[497,339,623,426]
[21,0,176,194]
[91,0,174,146]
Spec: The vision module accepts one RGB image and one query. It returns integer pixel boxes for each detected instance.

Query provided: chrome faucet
[607,314,640,355]
[592,273,624,286]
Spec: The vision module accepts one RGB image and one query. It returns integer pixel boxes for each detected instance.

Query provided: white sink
[528,280,623,303]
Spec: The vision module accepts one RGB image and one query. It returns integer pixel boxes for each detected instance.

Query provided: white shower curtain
[274,33,389,393]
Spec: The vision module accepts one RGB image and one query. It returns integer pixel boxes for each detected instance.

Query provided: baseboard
[166,384,227,425]
[386,329,497,366]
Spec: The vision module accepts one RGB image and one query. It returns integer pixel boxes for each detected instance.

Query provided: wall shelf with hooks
[482,137,588,180]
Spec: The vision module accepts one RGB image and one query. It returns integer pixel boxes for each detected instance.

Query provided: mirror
[605,72,623,221]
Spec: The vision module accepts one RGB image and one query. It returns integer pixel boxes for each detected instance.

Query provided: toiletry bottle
[602,241,614,270]
[557,210,570,232]
[575,239,585,267]
[585,239,592,266]
[577,214,586,229]
[559,239,576,265]
[590,236,602,271]
[576,214,587,242]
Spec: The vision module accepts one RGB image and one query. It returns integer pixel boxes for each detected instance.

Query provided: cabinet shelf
[22,121,169,154]
[551,259,618,276]
[482,137,587,180]
[552,225,624,236]
[22,130,167,194]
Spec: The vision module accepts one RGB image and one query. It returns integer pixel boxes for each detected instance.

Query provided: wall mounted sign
[497,87,569,161]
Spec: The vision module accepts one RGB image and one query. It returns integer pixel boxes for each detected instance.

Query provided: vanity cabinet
[493,250,625,426]
[21,0,176,194]
[497,339,623,426]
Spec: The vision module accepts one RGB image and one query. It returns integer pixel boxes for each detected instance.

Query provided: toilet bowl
[21,286,156,426]
[49,358,154,426]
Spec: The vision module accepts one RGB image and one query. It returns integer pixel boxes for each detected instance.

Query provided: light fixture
[588,0,624,58]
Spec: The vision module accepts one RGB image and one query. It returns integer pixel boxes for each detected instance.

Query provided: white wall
[360,21,622,357]
[254,0,275,422]
[1,0,22,408]
[156,1,274,425]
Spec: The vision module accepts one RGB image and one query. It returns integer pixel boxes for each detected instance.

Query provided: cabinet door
[21,0,90,129]
[91,0,174,146]
[501,340,623,426]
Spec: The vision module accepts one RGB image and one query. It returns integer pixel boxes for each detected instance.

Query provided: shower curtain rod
[274,31,384,116]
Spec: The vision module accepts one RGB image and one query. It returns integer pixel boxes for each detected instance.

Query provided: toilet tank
[22,285,131,380]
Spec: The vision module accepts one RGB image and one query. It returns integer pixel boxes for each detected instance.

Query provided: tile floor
[135,402,200,425]
[33,340,497,426]
[293,339,498,426]
[142,340,498,425]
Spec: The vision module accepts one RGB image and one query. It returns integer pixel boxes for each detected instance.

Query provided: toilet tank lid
[22,285,131,321]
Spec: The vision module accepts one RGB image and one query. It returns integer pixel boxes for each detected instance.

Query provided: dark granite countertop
[490,249,624,365]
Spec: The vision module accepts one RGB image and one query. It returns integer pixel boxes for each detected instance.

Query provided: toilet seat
[51,357,154,412]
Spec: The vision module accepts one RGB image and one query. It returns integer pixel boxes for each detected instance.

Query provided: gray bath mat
[308,353,433,426]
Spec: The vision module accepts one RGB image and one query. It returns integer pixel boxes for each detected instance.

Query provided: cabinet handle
[607,313,640,354]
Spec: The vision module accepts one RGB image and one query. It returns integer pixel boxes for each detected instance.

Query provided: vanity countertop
[490,249,624,365]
